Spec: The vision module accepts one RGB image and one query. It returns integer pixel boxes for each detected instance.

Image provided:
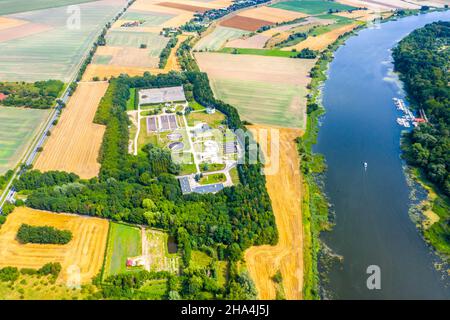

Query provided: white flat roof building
[139,86,186,105]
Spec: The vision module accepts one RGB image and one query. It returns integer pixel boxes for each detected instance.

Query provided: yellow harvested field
[164,34,188,71]
[282,23,358,51]
[158,0,229,9]
[0,17,27,31]
[245,125,304,300]
[110,47,160,67]
[162,12,194,27]
[0,207,109,284]
[82,64,161,80]
[95,45,122,55]
[34,82,108,179]
[237,6,308,23]
[132,1,187,14]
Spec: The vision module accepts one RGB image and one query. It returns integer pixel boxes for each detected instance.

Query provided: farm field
[337,0,421,10]
[103,222,142,277]
[220,15,273,31]
[237,6,308,23]
[195,52,315,129]
[219,47,298,57]
[0,0,127,82]
[0,107,49,174]
[82,64,159,81]
[34,81,108,179]
[225,33,270,49]
[281,22,358,51]
[271,0,357,15]
[194,26,248,51]
[0,207,109,284]
[0,0,99,15]
[245,125,304,300]
[106,30,169,56]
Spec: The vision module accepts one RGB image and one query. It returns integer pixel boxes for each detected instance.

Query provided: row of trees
[0,80,64,109]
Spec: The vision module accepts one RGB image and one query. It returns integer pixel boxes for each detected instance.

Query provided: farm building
[0,93,7,101]
[139,86,186,105]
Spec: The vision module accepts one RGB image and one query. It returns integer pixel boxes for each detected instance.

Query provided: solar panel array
[146,114,178,132]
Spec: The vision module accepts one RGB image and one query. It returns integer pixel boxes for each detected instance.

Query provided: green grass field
[219,47,298,57]
[0,0,97,15]
[0,1,125,82]
[104,222,142,278]
[126,88,136,111]
[0,107,49,174]
[106,31,169,57]
[271,0,356,15]
[194,26,248,52]
[199,173,226,185]
[210,78,306,128]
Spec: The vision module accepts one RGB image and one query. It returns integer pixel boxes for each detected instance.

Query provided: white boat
[364,162,368,171]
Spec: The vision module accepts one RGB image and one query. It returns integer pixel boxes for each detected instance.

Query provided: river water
[315,11,450,299]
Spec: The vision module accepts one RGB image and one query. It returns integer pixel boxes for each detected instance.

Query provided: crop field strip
[0,0,99,15]
[194,26,248,51]
[271,0,357,15]
[245,125,304,299]
[104,222,142,277]
[0,0,127,82]
[220,15,274,32]
[236,6,308,23]
[0,207,109,284]
[34,82,108,179]
[0,107,49,174]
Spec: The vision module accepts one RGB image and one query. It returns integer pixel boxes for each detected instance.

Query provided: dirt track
[0,207,108,284]
[245,125,304,300]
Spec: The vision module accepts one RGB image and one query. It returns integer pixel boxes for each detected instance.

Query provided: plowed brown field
[220,15,273,31]
[0,207,109,284]
[245,125,304,300]
[34,81,108,178]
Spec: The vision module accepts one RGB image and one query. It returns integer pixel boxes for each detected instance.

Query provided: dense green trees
[392,22,450,196]
[16,224,72,244]
[17,71,277,258]
[0,80,64,108]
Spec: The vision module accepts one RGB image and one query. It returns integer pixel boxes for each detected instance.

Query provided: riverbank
[406,167,450,266]
[299,22,367,299]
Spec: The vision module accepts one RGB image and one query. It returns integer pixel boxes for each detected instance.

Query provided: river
[315,10,450,299]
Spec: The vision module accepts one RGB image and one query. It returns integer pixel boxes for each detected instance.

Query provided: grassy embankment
[408,168,450,263]
[300,23,367,299]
